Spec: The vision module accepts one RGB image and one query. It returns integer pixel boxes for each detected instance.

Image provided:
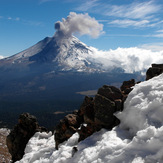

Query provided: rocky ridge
[6,63,163,162]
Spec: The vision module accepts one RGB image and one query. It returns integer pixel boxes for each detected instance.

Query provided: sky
[1,0,163,57]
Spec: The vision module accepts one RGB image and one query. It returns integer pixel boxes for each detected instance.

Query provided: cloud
[153,29,163,37]
[54,12,104,38]
[157,29,163,33]
[39,0,55,4]
[76,0,99,12]
[87,46,163,74]
[109,19,150,28]
[104,1,161,20]
[76,0,162,28]
[140,43,163,51]
[77,0,161,20]
[0,55,4,60]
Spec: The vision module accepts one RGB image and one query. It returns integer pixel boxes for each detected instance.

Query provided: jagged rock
[55,112,82,149]
[94,94,120,129]
[78,96,94,124]
[6,113,47,162]
[54,85,124,148]
[146,64,163,80]
[98,85,123,101]
[114,99,123,111]
[120,79,135,93]
[72,146,78,157]
[78,124,99,142]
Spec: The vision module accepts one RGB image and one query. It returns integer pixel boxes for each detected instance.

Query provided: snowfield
[17,74,163,163]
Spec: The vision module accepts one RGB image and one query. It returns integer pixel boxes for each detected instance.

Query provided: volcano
[0,35,105,73]
[0,34,141,129]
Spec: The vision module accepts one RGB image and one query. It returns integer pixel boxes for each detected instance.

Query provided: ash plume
[54,12,104,38]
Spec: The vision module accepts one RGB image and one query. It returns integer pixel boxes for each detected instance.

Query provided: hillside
[14,69,163,163]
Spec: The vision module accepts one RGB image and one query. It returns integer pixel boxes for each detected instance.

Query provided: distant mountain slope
[0,34,144,129]
[0,35,104,73]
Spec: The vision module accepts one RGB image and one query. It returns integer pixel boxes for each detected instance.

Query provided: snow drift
[17,73,163,163]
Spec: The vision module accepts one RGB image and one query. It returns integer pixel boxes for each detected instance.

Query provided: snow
[17,73,163,163]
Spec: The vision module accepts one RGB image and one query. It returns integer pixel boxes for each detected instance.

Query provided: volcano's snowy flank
[17,74,163,163]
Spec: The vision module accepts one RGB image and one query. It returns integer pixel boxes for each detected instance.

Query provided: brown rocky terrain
[0,128,11,163]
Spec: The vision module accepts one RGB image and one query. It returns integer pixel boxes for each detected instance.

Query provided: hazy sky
[1,0,163,57]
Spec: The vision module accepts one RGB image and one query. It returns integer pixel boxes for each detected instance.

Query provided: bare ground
[0,128,11,163]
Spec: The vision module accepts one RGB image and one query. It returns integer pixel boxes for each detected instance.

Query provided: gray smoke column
[55,12,104,38]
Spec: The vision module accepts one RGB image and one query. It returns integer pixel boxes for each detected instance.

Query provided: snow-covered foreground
[17,74,163,163]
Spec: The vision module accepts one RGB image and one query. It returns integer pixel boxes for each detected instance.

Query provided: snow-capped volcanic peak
[53,35,93,71]
[2,34,97,72]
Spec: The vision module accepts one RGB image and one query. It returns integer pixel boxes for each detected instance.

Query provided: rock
[94,94,120,129]
[98,85,123,101]
[6,113,47,162]
[72,146,78,157]
[78,96,94,124]
[55,112,82,149]
[54,85,128,148]
[146,64,163,80]
[114,99,123,111]
[120,79,135,92]
[78,124,98,142]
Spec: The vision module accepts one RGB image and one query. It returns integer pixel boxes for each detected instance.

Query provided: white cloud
[109,19,150,28]
[105,1,161,20]
[39,0,55,4]
[76,0,162,28]
[76,0,99,12]
[8,17,12,20]
[157,29,163,33]
[55,12,104,38]
[0,55,4,60]
[87,46,163,74]
[153,33,163,38]
[140,43,163,51]
[77,0,161,20]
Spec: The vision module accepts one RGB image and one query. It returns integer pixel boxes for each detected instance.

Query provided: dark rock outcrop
[146,64,163,80]
[120,79,135,93]
[55,112,83,149]
[6,113,47,162]
[55,85,124,148]
[120,79,136,101]
[94,94,120,129]
[78,96,94,124]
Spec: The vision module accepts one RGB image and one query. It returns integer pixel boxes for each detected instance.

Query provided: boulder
[94,94,120,129]
[146,64,163,80]
[78,96,94,124]
[55,112,82,149]
[6,113,47,162]
[98,85,123,101]
[120,79,135,93]
[78,124,98,142]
